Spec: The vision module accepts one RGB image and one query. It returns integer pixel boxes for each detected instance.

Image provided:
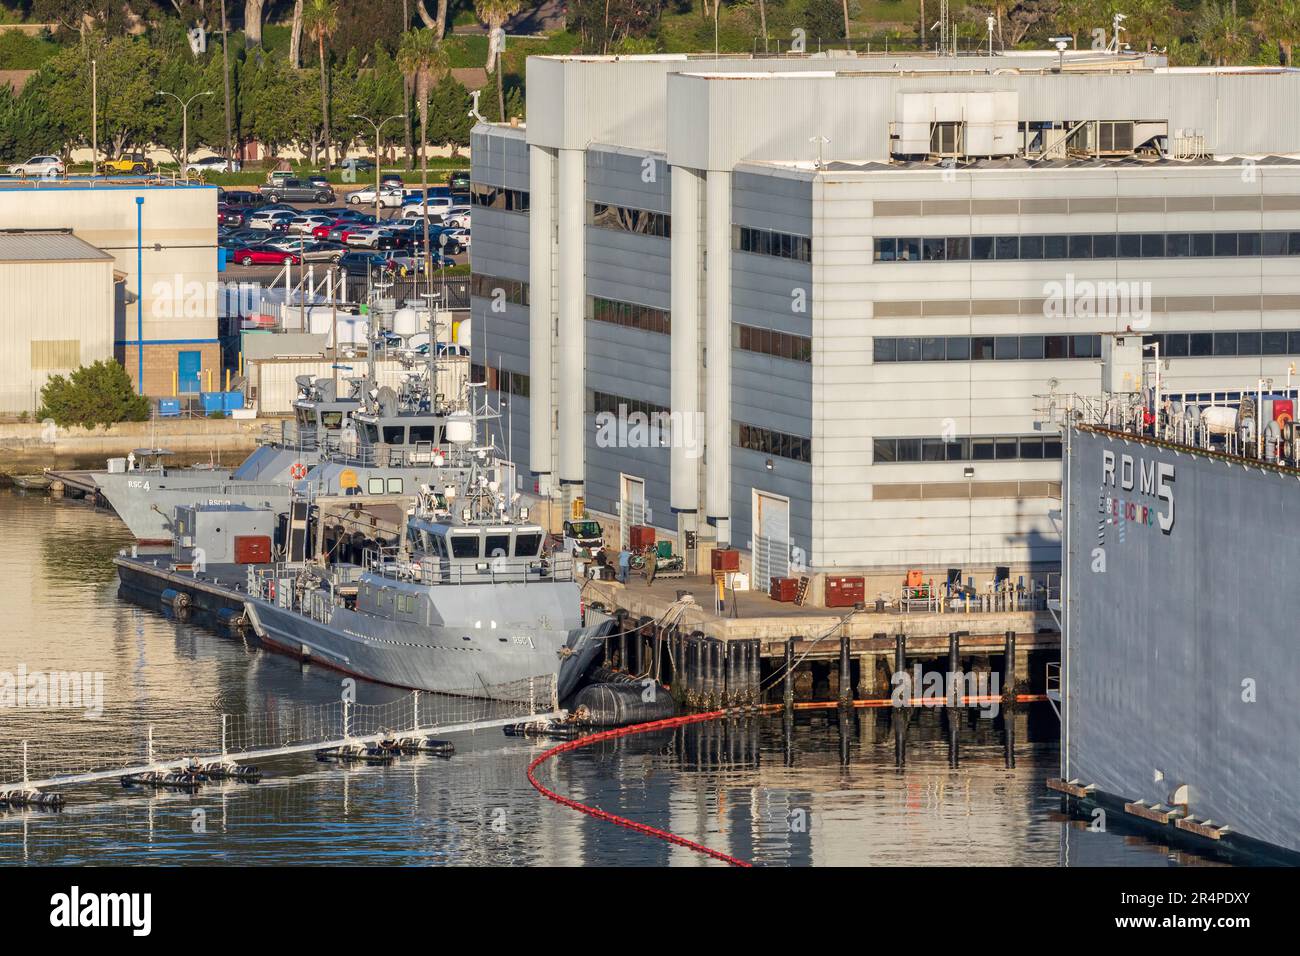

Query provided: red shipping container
[628,525,656,550]
[770,577,798,602]
[825,575,865,608]
[234,535,272,565]
[712,548,740,572]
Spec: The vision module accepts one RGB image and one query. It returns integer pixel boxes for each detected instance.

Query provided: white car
[185,156,241,174]
[348,185,405,207]
[8,155,64,177]
[445,226,470,248]
[402,196,455,217]
[343,227,394,248]
[248,209,296,231]
[287,214,333,235]
[441,206,471,228]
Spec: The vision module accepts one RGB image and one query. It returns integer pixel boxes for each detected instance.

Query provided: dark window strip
[470,273,529,307]
[734,323,812,362]
[590,297,670,335]
[471,183,530,213]
[736,225,812,262]
[873,230,1300,263]
[590,203,671,238]
[873,435,1063,463]
[874,331,1300,362]
[734,422,811,463]
[472,364,530,398]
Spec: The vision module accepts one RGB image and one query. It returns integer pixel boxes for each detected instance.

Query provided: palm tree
[475,0,524,122]
[398,29,448,271]
[1195,0,1252,65]
[304,0,340,169]
[1260,0,1300,65]
[289,0,305,68]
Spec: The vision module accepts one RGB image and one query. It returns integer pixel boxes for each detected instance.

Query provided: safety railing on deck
[361,546,576,586]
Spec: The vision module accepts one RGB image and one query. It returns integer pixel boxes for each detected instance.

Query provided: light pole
[157,90,213,178]
[351,113,405,222]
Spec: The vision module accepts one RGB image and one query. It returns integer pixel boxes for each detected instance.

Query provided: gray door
[620,474,646,548]
[753,491,790,592]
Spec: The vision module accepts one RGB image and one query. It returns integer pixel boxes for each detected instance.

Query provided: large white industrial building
[469,50,1300,593]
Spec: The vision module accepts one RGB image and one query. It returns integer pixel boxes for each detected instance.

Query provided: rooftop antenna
[1107,13,1127,54]
[1049,36,1072,71]
[986,15,995,56]
[809,135,829,169]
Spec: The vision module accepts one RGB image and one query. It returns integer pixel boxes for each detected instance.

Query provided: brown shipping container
[825,575,865,608]
[628,525,656,550]
[712,548,740,572]
[770,577,798,602]
[234,535,272,565]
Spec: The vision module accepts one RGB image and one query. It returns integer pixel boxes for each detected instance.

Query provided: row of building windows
[873,231,1300,263]
[735,323,813,362]
[472,364,530,398]
[736,226,812,262]
[590,390,669,420]
[470,183,530,213]
[469,273,530,307]
[735,422,812,463]
[874,435,1063,463]
[1141,329,1300,357]
[590,203,672,238]
[590,297,671,335]
[875,334,1104,363]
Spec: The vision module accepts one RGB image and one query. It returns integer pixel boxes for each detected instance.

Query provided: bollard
[711,639,724,708]
[1005,629,1017,692]
[783,636,796,714]
[838,631,853,706]
[1005,629,1017,769]
[750,638,762,705]
[948,632,960,706]
[893,633,907,768]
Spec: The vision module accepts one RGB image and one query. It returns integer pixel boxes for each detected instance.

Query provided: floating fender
[160,588,191,610]
[571,681,679,727]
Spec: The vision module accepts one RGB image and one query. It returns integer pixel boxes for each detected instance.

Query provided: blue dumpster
[200,392,225,414]
[158,398,181,417]
[223,390,245,412]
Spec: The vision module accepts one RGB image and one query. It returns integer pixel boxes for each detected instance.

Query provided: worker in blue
[617,549,632,584]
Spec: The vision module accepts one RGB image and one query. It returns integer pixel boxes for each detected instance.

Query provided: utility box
[770,577,798,602]
[712,548,740,572]
[628,525,655,550]
[826,575,866,608]
[172,503,278,565]
[1102,333,1144,393]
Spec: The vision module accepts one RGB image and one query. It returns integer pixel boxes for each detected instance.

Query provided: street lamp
[157,90,213,179]
[350,113,405,222]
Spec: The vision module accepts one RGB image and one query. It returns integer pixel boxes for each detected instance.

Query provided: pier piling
[838,632,853,707]
[783,637,796,715]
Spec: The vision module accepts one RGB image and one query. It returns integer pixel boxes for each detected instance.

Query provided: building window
[874,335,1102,362]
[472,364,530,398]
[736,226,812,262]
[470,273,529,306]
[590,297,671,335]
[470,183,530,213]
[1141,331,1300,357]
[873,435,1062,463]
[734,422,811,463]
[590,390,669,420]
[873,230,1300,262]
[590,203,671,237]
[734,323,812,362]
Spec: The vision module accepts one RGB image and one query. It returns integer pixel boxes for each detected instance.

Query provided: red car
[217,204,244,228]
[231,245,301,266]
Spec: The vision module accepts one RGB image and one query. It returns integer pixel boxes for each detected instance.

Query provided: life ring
[290,462,308,479]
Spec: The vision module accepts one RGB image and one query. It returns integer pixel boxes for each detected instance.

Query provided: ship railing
[1045,662,1061,701]
[326,441,450,469]
[900,580,1052,614]
[361,547,577,585]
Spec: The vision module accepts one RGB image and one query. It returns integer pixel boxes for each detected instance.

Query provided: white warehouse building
[469,50,1300,594]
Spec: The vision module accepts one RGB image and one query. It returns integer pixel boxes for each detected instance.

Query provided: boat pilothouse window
[450,533,481,559]
[360,422,380,445]
[513,533,542,557]
[321,411,345,430]
[485,534,510,559]
[408,424,443,445]
[383,426,406,445]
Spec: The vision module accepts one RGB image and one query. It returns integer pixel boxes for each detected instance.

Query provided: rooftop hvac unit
[893,90,1019,159]
[1101,334,1143,394]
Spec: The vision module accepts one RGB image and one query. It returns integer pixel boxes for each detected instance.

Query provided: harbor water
[0,489,1220,867]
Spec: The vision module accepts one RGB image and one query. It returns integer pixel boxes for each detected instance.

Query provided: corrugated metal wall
[0,259,114,414]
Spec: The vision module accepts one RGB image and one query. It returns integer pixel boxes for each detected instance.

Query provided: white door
[619,473,646,548]
[752,490,791,592]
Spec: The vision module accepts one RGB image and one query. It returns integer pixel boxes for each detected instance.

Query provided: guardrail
[362,546,577,585]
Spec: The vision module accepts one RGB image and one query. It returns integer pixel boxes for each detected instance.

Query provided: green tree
[1260,0,1300,64]
[426,72,474,154]
[1196,0,1253,64]
[397,27,447,267]
[304,0,340,169]
[474,0,523,122]
[38,361,150,429]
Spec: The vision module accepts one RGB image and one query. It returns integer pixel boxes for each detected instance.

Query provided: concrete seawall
[0,418,269,472]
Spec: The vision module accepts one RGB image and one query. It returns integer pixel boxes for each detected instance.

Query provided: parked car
[186,155,241,174]
[217,205,245,228]
[307,175,330,189]
[296,240,350,263]
[348,184,405,207]
[7,154,64,177]
[222,190,265,209]
[263,178,335,203]
[338,250,389,276]
[230,244,302,266]
[339,158,376,175]
[448,169,470,190]
[444,226,470,248]
[344,227,404,250]
[401,196,456,218]
[248,209,296,231]
[398,224,463,256]
[288,214,334,235]
[440,205,471,228]
[99,151,155,175]
[312,217,377,242]
[401,186,452,206]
